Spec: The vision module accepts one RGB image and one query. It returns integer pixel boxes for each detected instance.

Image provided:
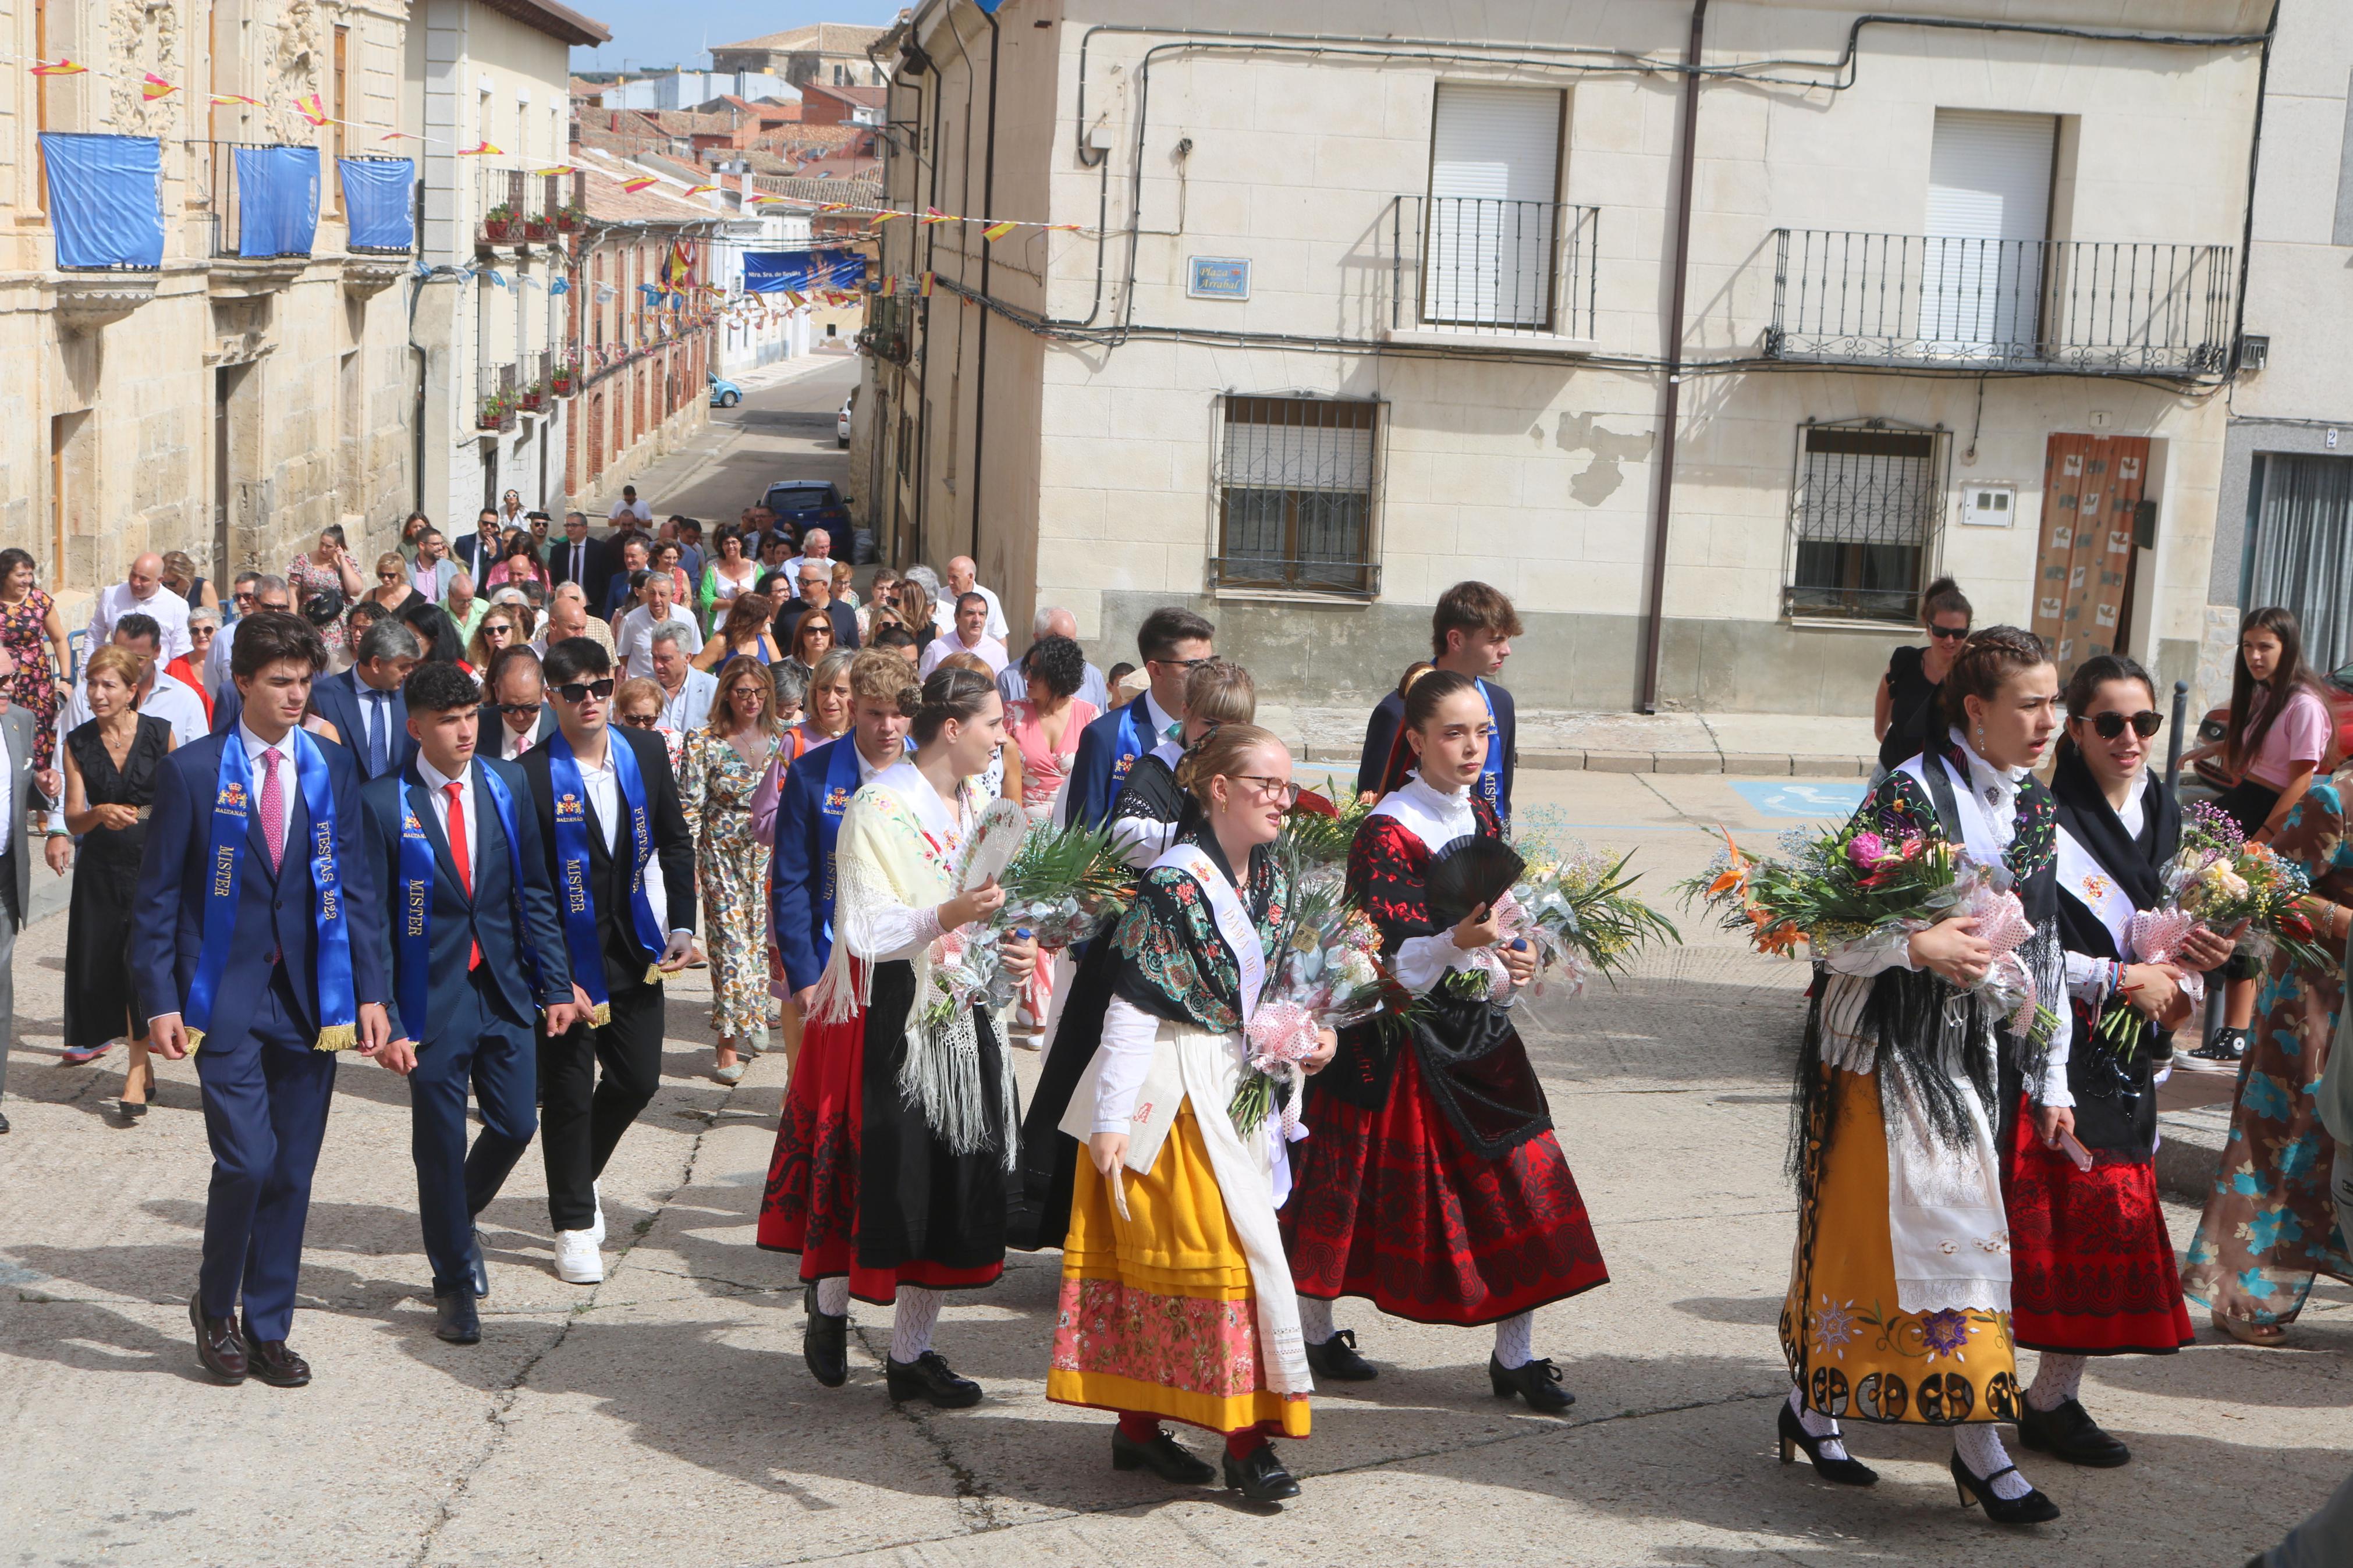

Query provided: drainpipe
[1638,0,1706,715]
[967,3,1000,567]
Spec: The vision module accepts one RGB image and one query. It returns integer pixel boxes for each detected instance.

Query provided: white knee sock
[1788,1385,1850,1462]
[1953,1423,2033,1500]
[2027,1352,2088,1411]
[1492,1311,1535,1370]
[1298,1296,1336,1346]
[814,1277,850,1318]
[890,1286,945,1363]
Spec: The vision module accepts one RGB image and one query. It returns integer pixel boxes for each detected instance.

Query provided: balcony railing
[1768,230,2236,375]
[517,349,550,414]
[477,361,517,432]
[194,141,320,261]
[1382,195,1599,340]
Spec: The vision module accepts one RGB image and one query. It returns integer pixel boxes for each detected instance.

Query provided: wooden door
[2033,433,2149,671]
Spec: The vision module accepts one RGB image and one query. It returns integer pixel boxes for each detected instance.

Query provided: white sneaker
[553,1228,604,1284]
[590,1182,605,1245]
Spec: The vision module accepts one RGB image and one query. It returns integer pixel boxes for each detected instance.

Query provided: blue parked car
[708,372,743,408]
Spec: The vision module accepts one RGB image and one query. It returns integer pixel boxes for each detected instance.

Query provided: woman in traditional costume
[1048,722,1329,1502]
[1281,670,1607,1410]
[2012,655,2230,1464]
[1010,661,1258,1253]
[756,667,1037,1407]
[1779,626,2068,1526]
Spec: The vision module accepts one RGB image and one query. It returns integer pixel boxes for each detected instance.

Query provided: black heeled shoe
[1951,1453,2061,1525]
[802,1284,847,1389]
[1304,1328,1377,1381]
[1222,1441,1301,1502]
[1488,1354,1575,1413]
[1111,1424,1216,1484]
[2015,1396,2131,1468]
[1777,1401,1878,1486]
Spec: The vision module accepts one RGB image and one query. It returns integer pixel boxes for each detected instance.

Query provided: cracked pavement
[3,770,2349,1565]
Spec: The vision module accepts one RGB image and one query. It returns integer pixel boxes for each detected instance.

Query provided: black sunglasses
[2086,710,2164,739]
[1928,624,1971,640]
[552,678,616,703]
[616,712,658,728]
[496,701,541,717]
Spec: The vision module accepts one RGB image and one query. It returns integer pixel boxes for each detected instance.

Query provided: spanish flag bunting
[621,176,658,193]
[534,165,576,176]
[31,59,87,77]
[213,92,263,105]
[981,221,1017,241]
[1052,223,1084,232]
[817,202,848,214]
[457,140,499,156]
[920,271,935,297]
[141,73,176,101]
[379,130,424,141]
[785,290,807,308]
[293,93,328,126]
[683,184,717,196]
[918,207,953,226]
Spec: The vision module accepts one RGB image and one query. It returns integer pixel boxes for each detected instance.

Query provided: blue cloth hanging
[743,249,867,294]
[338,157,414,251]
[39,133,164,270]
[234,145,319,258]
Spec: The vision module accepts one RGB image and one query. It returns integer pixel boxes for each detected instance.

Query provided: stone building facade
[560,173,714,504]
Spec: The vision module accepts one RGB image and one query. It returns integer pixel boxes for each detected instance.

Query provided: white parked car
[837,387,855,448]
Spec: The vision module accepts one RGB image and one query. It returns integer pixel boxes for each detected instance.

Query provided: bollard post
[2166,678,2191,790]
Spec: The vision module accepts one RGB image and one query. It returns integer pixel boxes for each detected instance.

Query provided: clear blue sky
[571,2,906,77]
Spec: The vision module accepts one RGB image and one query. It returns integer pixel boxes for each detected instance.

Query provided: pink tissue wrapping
[2125,908,2207,1007]
[1245,999,1322,1136]
[1955,877,2038,1034]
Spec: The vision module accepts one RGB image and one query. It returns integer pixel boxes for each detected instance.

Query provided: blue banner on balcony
[37,133,164,271]
[234,145,320,259]
[743,248,866,294]
[338,157,414,252]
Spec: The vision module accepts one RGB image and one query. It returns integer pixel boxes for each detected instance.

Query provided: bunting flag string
[293,92,328,127]
[141,73,175,101]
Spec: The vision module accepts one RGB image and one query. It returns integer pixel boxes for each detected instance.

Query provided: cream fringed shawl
[809,763,1018,1167]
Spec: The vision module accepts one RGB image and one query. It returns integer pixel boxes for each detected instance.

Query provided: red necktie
[445,781,481,969]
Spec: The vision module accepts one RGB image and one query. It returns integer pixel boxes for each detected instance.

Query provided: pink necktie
[259,747,285,873]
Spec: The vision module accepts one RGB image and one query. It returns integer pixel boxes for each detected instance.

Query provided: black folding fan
[1423,835,1525,930]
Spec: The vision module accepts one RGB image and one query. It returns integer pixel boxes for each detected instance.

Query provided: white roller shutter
[1425,84,1562,327]
[1919,109,2056,358]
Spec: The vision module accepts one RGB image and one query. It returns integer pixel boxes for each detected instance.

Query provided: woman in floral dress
[0,548,70,771]
[2182,774,2353,1343]
[287,525,367,654]
[677,658,780,1085]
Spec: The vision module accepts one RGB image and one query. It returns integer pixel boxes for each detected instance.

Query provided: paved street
[2,767,2345,1566]
[592,353,863,531]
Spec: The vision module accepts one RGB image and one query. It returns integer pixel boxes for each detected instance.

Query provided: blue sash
[185,730,357,1052]
[814,734,864,956]
[1475,677,1504,820]
[1112,699,1148,791]
[393,767,545,1041]
[548,733,666,1024]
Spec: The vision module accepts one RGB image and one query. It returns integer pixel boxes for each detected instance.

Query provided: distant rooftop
[712,22,886,56]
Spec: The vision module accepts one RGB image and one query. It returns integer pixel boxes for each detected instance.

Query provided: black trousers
[537,983,664,1233]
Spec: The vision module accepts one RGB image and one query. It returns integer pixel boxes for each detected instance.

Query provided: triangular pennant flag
[484,270,507,287]
[1050,223,1084,232]
[920,271,936,298]
[683,184,716,196]
[294,93,328,127]
[212,93,263,105]
[549,278,571,295]
[918,207,953,225]
[981,221,1017,242]
[533,165,576,176]
[869,210,900,227]
[785,290,807,308]
[141,73,177,101]
[621,176,658,194]
[457,140,499,156]
[31,59,88,77]
[379,130,425,141]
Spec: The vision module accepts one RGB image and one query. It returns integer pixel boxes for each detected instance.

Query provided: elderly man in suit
[133,611,391,1386]
[480,650,556,762]
[360,660,580,1345]
[314,620,423,777]
[0,645,55,1134]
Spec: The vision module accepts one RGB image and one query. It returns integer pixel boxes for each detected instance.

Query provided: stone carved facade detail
[105,0,181,138]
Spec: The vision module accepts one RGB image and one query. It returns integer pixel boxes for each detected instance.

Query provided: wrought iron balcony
[1381,195,1599,342]
[195,140,320,263]
[1767,230,2235,376]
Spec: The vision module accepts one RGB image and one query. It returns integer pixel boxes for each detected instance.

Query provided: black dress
[62,714,169,1048]
[1878,646,1940,771]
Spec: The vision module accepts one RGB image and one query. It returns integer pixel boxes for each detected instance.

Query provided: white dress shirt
[918,632,1009,678]
[945,584,1009,642]
[608,497,654,525]
[414,753,480,854]
[572,738,680,934]
[616,606,705,677]
[237,720,300,855]
[495,714,541,761]
[87,581,193,662]
[657,668,716,734]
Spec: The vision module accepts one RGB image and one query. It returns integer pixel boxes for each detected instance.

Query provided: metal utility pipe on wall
[1638,0,1706,716]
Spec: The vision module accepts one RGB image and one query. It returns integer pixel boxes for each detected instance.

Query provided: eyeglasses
[232,590,256,605]
[551,678,616,703]
[615,712,658,728]
[1928,624,1971,641]
[2087,710,2164,739]
[257,600,291,614]
[1151,655,1214,671]
[1232,774,1303,805]
[497,701,541,717]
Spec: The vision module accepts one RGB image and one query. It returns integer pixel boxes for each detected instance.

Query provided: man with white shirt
[998,605,1112,713]
[359,660,579,1345]
[481,652,554,761]
[531,583,616,660]
[649,631,716,733]
[945,556,1009,642]
[54,618,208,834]
[87,552,195,663]
[615,572,703,677]
[918,593,1009,678]
[781,528,835,600]
[607,485,653,529]
[205,575,289,696]
[516,637,695,1285]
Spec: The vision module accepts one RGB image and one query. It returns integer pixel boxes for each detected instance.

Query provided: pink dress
[1005,697,1098,819]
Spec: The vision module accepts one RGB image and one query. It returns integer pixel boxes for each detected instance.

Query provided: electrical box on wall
[1960,484,2016,527]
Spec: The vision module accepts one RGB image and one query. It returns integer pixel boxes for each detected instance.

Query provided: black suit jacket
[478,702,556,760]
[453,531,506,580]
[359,757,572,1043]
[772,597,859,652]
[1357,680,1518,815]
[515,725,695,995]
[549,535,614,611]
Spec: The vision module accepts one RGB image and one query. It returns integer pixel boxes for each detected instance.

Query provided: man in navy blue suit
[1061,607,1213,829]
[1354,581,1522,822]
[134,611,390,1387]
[359,662,581,1345]
[212,616,421,774]
[768,649,913,1023]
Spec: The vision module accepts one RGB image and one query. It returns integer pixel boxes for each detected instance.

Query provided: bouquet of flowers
[1503,809,1680,993]
[1279,778,1376,869]
[920,821,1134,1030]
[2162,802,2336,974]
[1230,854,1393,1136]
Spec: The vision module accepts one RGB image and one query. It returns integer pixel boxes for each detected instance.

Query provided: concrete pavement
[1,767,2344,1566]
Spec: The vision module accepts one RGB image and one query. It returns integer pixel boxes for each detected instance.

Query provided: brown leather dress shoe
[190,1295,247,1384]
[241,1325,312,1388]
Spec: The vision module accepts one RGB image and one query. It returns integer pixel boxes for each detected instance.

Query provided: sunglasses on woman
[1928,624,1971,641]
[484,623,514,638]
[2085,710,2163,739]
[615,712,658,729]
[378,571,401,582]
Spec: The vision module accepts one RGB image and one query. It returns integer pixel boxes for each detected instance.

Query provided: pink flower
[1847,831,1886,869]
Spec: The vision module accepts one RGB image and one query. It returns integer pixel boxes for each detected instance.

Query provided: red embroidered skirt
[2001,1093,2193,1356]
[1282,1046,1609,1325]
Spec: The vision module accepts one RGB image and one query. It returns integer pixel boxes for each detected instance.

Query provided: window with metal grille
[1213,395,1379,596]
[1784,424,1944,622]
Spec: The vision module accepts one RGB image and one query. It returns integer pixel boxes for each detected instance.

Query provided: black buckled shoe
[1222,1441,1301,1503]
[242,1325,313,1389]
[434,1290,482,1346]
[885,1350,981,1409]
[803,1284,848,1389]
[190,1294,247,1385]
[1489,1354,1575,1413]
[470,1227,491,1300]
[1777,1400,1878,1485]
[1111,1424,1217,1484]
[1951,1453,2061,1525]
[1304,1328,1377,1382]
[2016,1396,2131,1468]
